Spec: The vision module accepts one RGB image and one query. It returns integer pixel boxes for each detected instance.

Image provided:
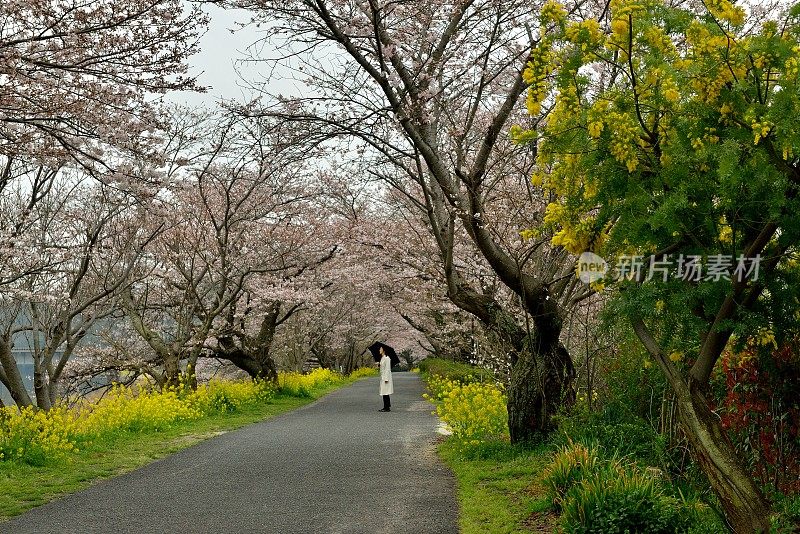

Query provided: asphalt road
[2,373,458,534]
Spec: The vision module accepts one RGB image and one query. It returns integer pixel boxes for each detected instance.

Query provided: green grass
[438,439,556,533]
[0,381,347,521]
[420,358,556,532]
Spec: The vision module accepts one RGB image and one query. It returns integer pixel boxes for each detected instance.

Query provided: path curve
[2,373,458,534]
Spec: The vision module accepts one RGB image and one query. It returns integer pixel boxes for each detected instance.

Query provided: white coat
[379,355,394,396]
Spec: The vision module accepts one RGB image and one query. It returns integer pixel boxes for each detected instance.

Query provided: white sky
[167,4,267,108]
[165,3,335,109]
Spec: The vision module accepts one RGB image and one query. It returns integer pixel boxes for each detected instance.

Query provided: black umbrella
[367,342,400,368]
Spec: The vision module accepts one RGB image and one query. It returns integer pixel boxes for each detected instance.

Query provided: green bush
[418,357,493,383]
[556,404,667,467]
[772,494,800,532]
[543,442,610,510]
[782,494,800,523]
[541,442,706,533]
[561,469,694,533]
[207,389,236,413]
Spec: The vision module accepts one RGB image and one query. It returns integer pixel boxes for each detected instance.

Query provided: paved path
[2,374,458,534]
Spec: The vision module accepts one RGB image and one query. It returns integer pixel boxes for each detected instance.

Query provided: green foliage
[781,494,800,522]
[418,357,494,383]
[452,439,539,461]
[591,321,670,424]
[556,405,667,467]
[518,0,800,417]
[540,441,722,532]
[542,442,608,510]
[518,5,800,515]
[772,494,800,532]
[560,469,694,534]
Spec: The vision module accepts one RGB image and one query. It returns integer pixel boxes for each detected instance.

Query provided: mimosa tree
[517,0,800,529]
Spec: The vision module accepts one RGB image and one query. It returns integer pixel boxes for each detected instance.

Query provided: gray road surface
[2,373,458,534]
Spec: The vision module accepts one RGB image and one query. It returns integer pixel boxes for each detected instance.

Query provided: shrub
[712,343,800,495]
[0,406,77,466]
[418,358,493,383]
[556,404,667,467]
[560,469,694,533]
[542,442,609,510]
[781,494,800,523]
[423,374,456,401]
[278,368,342,397]
[187,379,274,415]
[772,494,800,532]
[425,378,508,440]
[348,367,378,379]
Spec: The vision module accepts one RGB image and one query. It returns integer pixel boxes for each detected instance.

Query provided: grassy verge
[420,358,555,532]
[422,357,798,532]
[439,440,556,533]
[0,380,348,521]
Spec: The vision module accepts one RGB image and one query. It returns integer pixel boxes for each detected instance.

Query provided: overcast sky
[167,4,269,108]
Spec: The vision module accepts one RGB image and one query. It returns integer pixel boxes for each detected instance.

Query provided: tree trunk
[252,304,280,383]
[214,322,279,384]
[33,368,52,410]
[48,372,59,408]
[508,341,575,442]
[163,354,181,390]
[252,350,278,382]
[0,338,34,407]
[445,270,575,441]
[676,382,770,532]
[214,344,278,383]
[185,351,199,390]
[632,319,770,532]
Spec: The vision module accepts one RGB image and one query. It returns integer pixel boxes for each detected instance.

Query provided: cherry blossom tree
[0,170,160,408]
[0,0,207,175]
[225,0,600,440]
[0,0,208,406]
[113,111,340,386]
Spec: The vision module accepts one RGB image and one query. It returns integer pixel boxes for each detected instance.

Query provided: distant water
[0,363,34,404]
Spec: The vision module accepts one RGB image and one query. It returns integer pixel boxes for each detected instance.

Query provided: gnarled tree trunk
[445,269,575,441]
[508,341,575,442]
[633,318,770,532]
[214,302,281,383]
[676,382,770,532]
[163,354,182,390]
[214,341,279,382]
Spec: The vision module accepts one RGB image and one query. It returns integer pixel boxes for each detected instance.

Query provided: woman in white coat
[379,347,394,412]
